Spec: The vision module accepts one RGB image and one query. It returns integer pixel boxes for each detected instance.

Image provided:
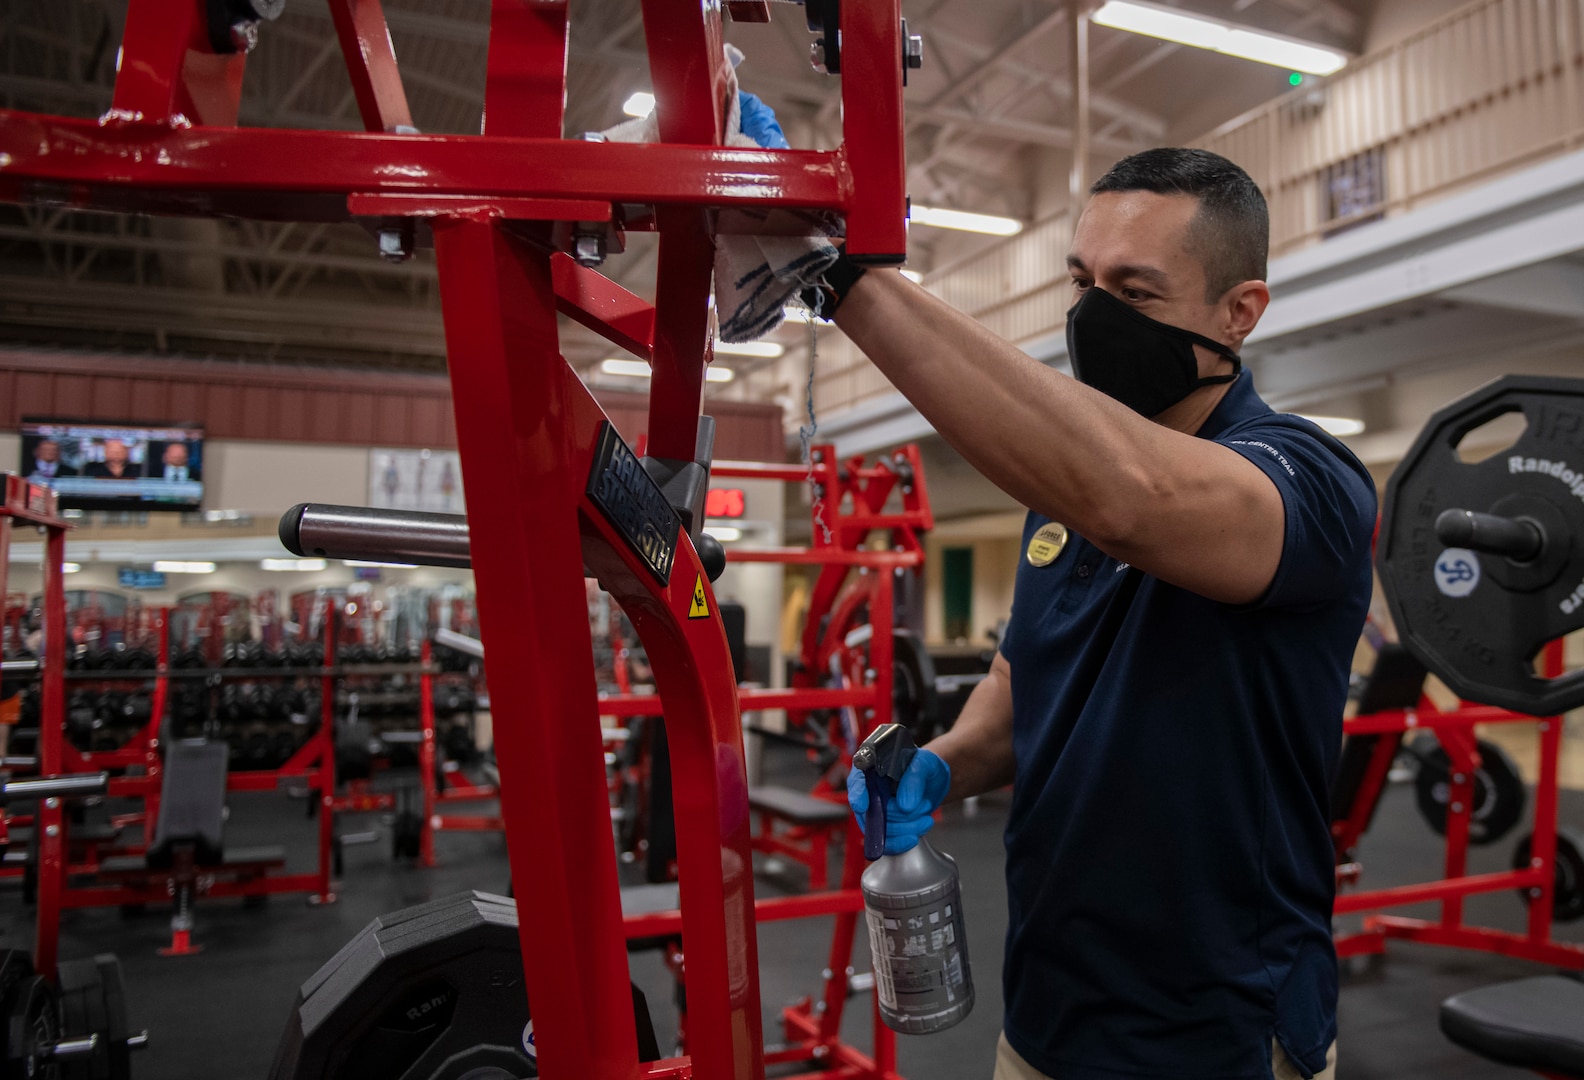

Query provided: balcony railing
[743,0,1584,424]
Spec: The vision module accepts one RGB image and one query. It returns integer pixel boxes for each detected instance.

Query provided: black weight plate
[0,952,34,1024]
[55,958,108,1080]
[95,955,132,1080]
[1377,375,1584,715]
[5,975,60,1080]
[1513,826,1584,923]
[892,629,942,746]
[1411,737,1527,846]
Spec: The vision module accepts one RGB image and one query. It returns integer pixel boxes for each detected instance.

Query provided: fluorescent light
[602,358,650,378]
[909,204,1023,236]
[61,563,81,574]
[601,357,734,382]
[623,91,655,118]
[782,306,814,324]
[1300,414,1366,437]
[261,558,328,572]
[900,269,924,283]
[704,526,742,542]
[1093,0,1347,75]
[343,560,418,569]
[713,340,784,359]
[153,561,216,574]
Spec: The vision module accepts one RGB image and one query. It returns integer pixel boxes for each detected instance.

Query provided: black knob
[696,533,728,583]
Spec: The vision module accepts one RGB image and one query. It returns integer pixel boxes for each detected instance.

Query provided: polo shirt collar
[1194,371,1269,442]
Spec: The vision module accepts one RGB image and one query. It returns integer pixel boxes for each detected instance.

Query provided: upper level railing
[743,0,1584,422]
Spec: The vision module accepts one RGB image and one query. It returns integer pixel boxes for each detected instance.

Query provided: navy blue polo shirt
[998,373,1376,1080]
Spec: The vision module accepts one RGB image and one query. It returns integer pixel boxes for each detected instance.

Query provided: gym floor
[4,739,1581,1080]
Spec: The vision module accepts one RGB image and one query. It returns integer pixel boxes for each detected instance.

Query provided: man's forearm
[926,656,1016,803]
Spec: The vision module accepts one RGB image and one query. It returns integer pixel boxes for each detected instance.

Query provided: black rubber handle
[1434,509,1543,562]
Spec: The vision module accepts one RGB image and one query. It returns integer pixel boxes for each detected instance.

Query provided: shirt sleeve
[1220,421,1378,611]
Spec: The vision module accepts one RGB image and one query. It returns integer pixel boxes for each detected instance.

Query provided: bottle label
[865,900,969,1014]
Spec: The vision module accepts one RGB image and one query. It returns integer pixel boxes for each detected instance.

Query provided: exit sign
[705,488,745,519]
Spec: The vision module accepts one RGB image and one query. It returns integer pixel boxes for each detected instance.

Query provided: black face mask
[1065,286,1242,418]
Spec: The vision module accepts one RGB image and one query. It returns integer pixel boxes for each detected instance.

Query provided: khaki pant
[993,1031,1338,1080]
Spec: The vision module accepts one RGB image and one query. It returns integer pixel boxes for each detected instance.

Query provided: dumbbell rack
[0,0,912,1072]
[1335,640,1584,970]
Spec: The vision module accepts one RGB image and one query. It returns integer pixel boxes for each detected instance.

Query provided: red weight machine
[0,0,916,1072]
[1332,631,1584,972]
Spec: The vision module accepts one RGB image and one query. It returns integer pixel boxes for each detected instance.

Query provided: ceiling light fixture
[153,560,216,574]
[1092,0,1348,75]
[713,340,784,359]
[261,558,328,572]
[1299,414,1366,437]
[623,92,656,119]
[343,560,419,569]
[703,526,742,542]
[909,204,1023,236]
[600,358,734,383]
[900,269,924,283]
[61,563,81,574]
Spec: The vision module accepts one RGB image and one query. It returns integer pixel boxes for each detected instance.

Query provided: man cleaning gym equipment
[831,149,1378,1079]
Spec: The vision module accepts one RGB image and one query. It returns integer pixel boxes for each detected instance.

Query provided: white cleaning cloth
[601,49,837,343]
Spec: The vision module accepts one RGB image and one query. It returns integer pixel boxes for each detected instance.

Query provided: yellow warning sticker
[688,574,711,619]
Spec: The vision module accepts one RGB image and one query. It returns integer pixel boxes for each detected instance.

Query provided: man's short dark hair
[1090,148,1268,300]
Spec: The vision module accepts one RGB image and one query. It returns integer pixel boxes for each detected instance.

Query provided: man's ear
[1223,280,1270,346]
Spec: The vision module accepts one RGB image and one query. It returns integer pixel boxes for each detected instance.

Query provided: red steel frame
[1334,641,1584,971]
[0,476,71,980]
[0,0,911,1070]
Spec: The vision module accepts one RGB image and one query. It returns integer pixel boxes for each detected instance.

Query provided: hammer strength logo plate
[586,421,681,586]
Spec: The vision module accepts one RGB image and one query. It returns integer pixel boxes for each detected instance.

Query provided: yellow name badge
[1026,522,1069,567]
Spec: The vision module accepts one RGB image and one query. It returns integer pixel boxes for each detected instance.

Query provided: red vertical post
[637,0,730,463]
[418,638,437,868]
[1527,640,1566,939]
[433,216,641,1080]
[483,0,570,138]
[838,0,908,262]
[111,0,247,127]
[315,617,337,903]
[33,526,68,981]
[326,0,415,133]
[1437,727,1477,929]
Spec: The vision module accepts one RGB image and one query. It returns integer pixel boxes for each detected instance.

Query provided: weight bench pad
[748,786,849,826]
[1440,975,1584,1075]
[147,740,229,870]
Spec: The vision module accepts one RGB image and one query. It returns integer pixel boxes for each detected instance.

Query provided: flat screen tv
[18,417,205,512]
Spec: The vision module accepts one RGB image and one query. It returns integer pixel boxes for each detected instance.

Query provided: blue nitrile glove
[739,91,790,149]
[847,747,951,856]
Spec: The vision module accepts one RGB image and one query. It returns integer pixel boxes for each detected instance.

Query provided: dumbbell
[173,646,207,670]
[256,644,284,668]
[121,645,157,670]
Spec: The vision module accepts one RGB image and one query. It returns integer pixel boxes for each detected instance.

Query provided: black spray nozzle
[853,723,917,861]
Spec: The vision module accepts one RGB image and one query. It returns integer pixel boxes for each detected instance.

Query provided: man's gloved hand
[847,747,951,856]
[738,91,790,149]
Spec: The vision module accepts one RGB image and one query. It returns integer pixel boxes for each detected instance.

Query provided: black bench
[115,740,285,952]
[747,786,850,890]
[1441,975,1584,1077]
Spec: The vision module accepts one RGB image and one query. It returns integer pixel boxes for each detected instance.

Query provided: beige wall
[924,523,1024,648]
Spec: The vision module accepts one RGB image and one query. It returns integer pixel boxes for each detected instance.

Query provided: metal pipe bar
[1,772,109,802]
[0,113,852,221]
[1435,508,1544,561]
[279,503,471,568]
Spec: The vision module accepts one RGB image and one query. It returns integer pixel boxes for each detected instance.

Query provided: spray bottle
[855,723,974,1034]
